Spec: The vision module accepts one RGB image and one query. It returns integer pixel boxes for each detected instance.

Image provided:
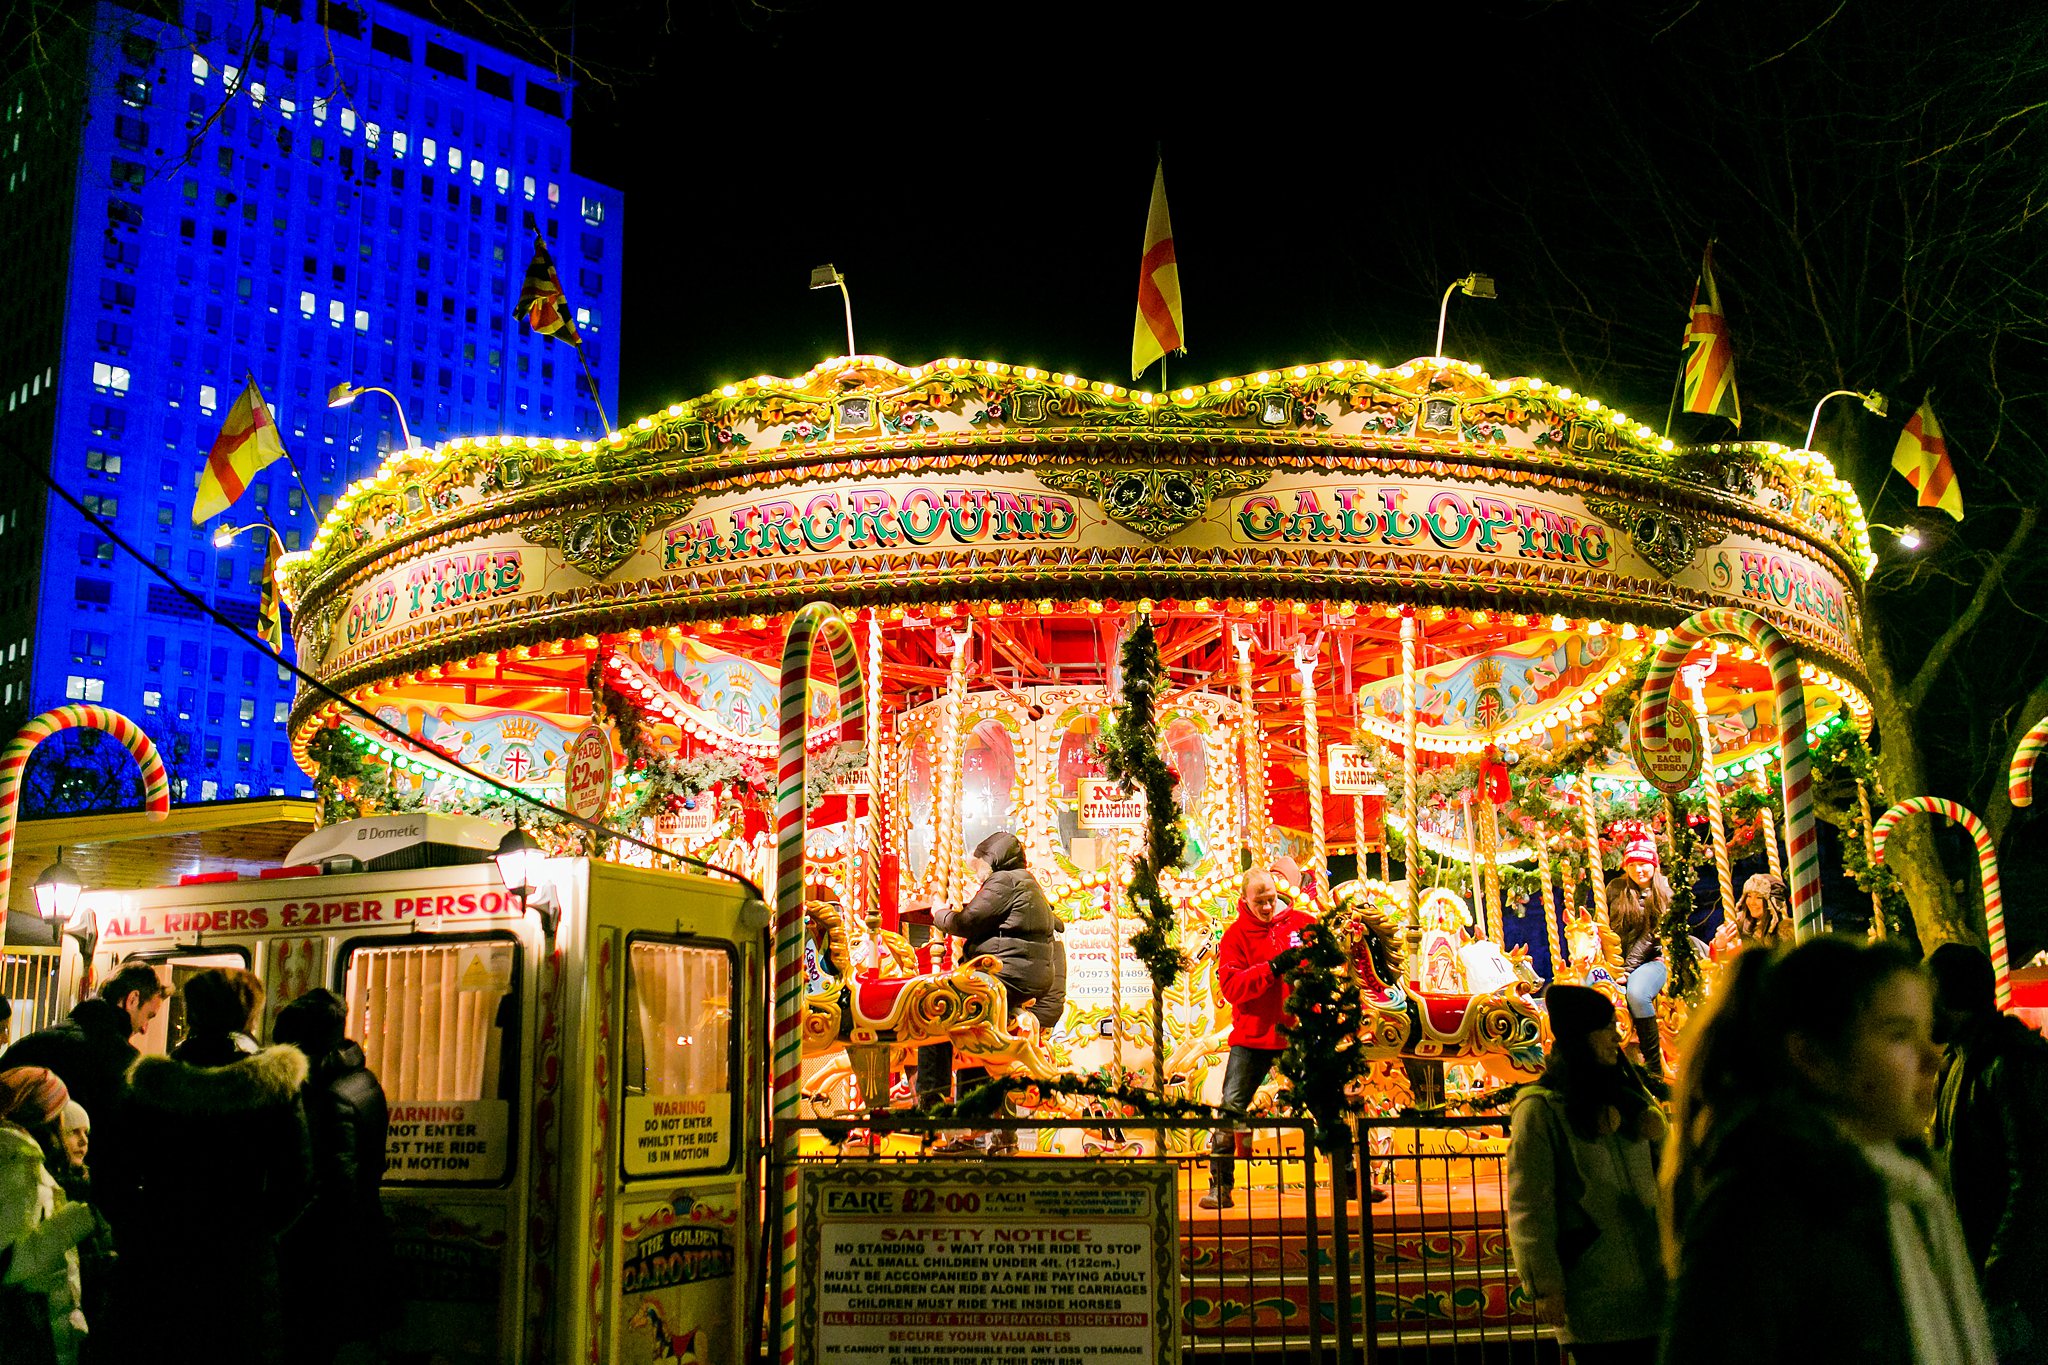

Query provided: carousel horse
[801,900,1058,1106]
[1327,883,1549,1084]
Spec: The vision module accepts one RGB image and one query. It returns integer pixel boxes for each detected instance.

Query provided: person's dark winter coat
[119,1046,313,1365]
[283,1038,392,1359]
[1,1001,137,1149]
[933,831,1057,1000]
[1664,1099,1916,1365]
[1933,1010,2048,1352]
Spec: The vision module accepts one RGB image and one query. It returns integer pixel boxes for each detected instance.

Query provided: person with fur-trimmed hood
[115,969,312,1365]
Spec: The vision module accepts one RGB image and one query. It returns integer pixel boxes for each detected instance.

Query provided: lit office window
[198,384,217,414]
[249,82,266,107]
[91,362,130,395]
[340,108,357,135]
[365,123,380,149]
[280,98,295,120]
[299,290,315,317]
[328,299,344,323]
[447,147,460,172]
[64,676,105,702]
[192,55,209,83]
[422,138,435,164]
[393,131,408,156]
[223,64,240,89]
[143,689,161,710]
[494,167,509,192]
[522,175,535,200]
[313,96,328,125]
[354,309,369,333]
[580,196,604,225]
[547,182,559,206]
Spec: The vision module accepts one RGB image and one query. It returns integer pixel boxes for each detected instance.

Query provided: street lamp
[327,382,422,452]
[809,264,857,358]
[33,849,83,927]
[1803,389,1888,452]
[1869,522,1922,551]
[494,822,556,934]
[1434,273,1497,359]
[212,521,280,551]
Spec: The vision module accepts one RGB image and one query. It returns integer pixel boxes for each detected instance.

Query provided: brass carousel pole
[1463,792,1484,935]
[1235,629,1268,870]
[1401,610,1421,975]
[1757,774,1785,882]
[1685,667,1736,920]
[1295,637,1327,896]
[1538,836,1563,979]
[1578,774,1622,971]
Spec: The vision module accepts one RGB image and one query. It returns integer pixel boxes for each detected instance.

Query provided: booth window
[621,938,736,1177]
[345,940,515,1101]
[132,951,253,1056]
[343,938,520,1184]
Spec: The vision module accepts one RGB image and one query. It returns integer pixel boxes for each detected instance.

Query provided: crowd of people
[0,963,392,1365]
[1508,931,2048,1364]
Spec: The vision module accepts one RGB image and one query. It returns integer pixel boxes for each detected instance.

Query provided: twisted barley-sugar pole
[1637,608,1820,940]
[1295,638,1326,894]
[1576,775,1618,969]
[1872,797,2007,1007]
[1401,611,1421,973]
[1756,780,1785,881]
[1233,629,1267,870]
[864,611,885,963]
[1684,671,1736,919]
[1537,836,1564,980]
[0,706,170,949]
[773,605,866,1365]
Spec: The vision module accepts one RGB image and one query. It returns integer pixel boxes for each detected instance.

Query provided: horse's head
[628,1299,663,1332]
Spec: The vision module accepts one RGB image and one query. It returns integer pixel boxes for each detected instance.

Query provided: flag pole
[249,369,320,513]
[573,342,613,436]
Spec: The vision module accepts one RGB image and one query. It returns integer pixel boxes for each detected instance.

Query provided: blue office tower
[0,1,623,807]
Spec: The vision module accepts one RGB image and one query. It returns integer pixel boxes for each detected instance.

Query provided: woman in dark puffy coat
[120,969,312,1365]
[916,831,1058,1145]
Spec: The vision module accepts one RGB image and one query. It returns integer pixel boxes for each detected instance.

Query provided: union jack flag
[1680,243,1740,428]
[517,235,580,344]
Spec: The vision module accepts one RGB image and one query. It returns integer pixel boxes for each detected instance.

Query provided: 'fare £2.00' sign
[563,724,615,822]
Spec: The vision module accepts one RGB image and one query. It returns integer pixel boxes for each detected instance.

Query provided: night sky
[560,1,1686,426]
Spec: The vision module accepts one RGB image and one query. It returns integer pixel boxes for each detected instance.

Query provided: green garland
[1658,796,1714,1002]
[1809,728,1912,936]
[1100,615,1188,991]
[585,659,769,828]
[1275,914,1371,1151]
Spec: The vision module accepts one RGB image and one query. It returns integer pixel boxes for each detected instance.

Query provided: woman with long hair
[0,1068,97,1365]
[1506,984,1667,1362]
[1663,937,1993,1363]
[1709,873,1791,959]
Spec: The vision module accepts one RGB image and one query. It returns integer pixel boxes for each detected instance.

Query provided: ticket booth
[79,847,766,1364]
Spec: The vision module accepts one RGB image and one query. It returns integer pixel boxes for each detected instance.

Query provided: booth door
[342,932,528,1362]
[607,931,749,1365]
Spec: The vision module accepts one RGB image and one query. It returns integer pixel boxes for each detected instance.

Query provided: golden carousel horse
[800,900,1057,1114]
[1557,907,1687,1081]
[1326,883,1550,1084]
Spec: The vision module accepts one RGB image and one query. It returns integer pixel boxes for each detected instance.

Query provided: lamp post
[212,521,281,552]
[1803,389,1888,452]
[327,383,422,453]
[1869,522,1923,550]
[809,264,857,358]
[494,823,555,935]
[1434,273,1497,359]
[34,848,95,965]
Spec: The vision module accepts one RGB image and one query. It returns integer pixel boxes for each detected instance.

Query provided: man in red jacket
[1203,868,1316,1209]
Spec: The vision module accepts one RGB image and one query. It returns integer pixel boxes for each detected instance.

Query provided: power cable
[14,435,763,899]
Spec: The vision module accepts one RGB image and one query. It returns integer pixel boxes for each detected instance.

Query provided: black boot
[1632,1013,1664,1079]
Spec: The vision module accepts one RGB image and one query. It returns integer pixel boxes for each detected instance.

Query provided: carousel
[278,350,1873,1131]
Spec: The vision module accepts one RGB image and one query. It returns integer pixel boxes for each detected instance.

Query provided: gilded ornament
[1583,494,1729,579]
[1035,463,1271,542]
[520,495,695,579]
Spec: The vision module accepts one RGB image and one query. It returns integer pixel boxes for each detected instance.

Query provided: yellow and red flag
[1130,160,1185,381]
[193,378,286,523]
[1893,399,1962,520]
[518,234,580,344]
[255,528,286,650]
[1680,243,1741,427]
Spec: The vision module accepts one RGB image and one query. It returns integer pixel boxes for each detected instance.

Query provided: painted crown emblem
[1471,656,1504,689]
[502,717,542,743]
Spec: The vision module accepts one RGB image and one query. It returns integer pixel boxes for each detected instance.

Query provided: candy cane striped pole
[2008,715,2048,807]
[1684,671,1736,919]
[1871,797,2008,1008]
[774,606,865,1365]
[1637,609,1820,940]
[0,706,169,949]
